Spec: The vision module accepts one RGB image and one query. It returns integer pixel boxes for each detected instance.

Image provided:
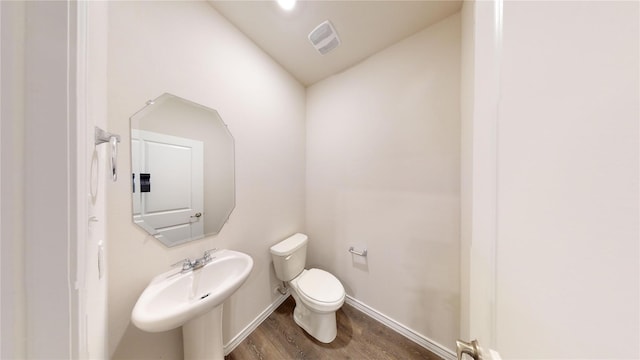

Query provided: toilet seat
[293,269,345,313]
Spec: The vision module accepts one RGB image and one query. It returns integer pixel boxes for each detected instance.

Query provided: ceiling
[209,1,463,86]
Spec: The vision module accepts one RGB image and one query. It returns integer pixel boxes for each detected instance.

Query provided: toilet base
[291,293,338,343]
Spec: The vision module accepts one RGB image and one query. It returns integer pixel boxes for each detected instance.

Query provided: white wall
[494,1,639,358]
[107,2,306,358]
[23,2,77,358]
[0,1,27,358]
[306,13,461,350]
[1,1,81,358]
[462,1,639,358]
[81,1,109,358]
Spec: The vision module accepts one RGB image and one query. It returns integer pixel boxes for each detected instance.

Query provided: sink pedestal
[182,305,224,360]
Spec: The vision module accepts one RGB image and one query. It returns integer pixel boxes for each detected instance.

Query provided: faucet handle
[171,258,193,272]
[203,248,218,261]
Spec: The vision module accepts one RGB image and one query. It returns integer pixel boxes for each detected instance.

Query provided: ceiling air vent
[308,20,341,55]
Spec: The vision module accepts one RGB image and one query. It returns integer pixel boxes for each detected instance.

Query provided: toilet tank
[270,233,308,282]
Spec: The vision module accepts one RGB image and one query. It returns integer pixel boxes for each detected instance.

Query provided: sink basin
[132,249,253,333]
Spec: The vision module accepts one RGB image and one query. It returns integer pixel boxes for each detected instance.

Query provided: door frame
[460,0,502,351]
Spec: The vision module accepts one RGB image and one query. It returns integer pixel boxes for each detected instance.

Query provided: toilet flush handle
[285,255,293,261]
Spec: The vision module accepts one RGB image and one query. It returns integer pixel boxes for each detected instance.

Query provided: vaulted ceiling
[209,1,463,86]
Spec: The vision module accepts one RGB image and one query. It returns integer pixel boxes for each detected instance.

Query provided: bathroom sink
[132,249,253,333]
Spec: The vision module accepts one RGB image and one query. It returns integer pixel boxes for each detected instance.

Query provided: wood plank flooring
[225,296,444,360]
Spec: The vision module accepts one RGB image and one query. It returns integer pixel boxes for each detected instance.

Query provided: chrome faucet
[192,248,217,270]
[171,249,218,273]
[202,248,217,262]
[171,258,195,273]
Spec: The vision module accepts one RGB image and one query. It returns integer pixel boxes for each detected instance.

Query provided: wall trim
[223,292,290,355]
[345,295,456,360]
[222,291,455,360]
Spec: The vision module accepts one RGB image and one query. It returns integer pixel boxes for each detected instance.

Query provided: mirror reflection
[130,93,235,247]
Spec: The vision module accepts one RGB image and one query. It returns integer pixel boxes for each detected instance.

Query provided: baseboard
[224,291,290,355]
[223,292,456,360]
[345,295,456,360]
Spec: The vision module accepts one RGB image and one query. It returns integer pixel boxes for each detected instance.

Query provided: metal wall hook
[95,126,121,181]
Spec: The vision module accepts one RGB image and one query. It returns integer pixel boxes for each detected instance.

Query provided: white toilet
[270,233,345,343]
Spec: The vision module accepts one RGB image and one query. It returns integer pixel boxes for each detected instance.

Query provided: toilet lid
[297,268,344,303]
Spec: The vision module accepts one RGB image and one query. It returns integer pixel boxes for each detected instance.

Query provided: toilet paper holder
[348,246,367,257]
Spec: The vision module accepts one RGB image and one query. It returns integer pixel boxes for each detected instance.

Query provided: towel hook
[95,126,121,181]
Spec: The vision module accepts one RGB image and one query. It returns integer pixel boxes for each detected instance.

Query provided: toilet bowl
[289,268,345,342]
[270,233,345,343]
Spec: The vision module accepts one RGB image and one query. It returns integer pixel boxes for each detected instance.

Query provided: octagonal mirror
[130,93,235,247]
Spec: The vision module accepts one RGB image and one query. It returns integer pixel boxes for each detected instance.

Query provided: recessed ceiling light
[277,0,296,11]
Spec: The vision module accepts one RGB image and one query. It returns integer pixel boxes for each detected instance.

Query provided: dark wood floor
[226,296,444,360]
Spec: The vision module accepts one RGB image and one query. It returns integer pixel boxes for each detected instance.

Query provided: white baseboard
[223,291,290,355]
[345,295,456,360]
[223,292,456,360]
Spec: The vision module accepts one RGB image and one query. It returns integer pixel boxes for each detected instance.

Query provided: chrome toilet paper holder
[348,246,368,257]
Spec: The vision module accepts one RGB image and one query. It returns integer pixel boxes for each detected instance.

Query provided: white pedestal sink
[131,249,253,360]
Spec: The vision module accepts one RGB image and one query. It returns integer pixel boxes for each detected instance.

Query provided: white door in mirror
[132,129,204,244]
